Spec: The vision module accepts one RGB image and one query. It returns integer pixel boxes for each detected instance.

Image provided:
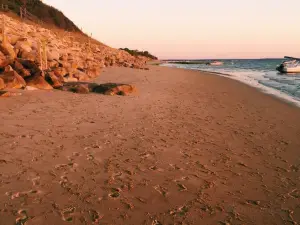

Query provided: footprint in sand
[88,209,103,223]
[177,183,188,192]
[124,169,134,175]
[121,200,134,210]
[15,209,28,225]
[149,166,164,172]
[31,177,40,186]
[153,185,168,197]
[169,164,183,171]
[66,152,82,162]
[245,200,261,206]
[61,206,76,222]
[59,175,70,188]
[6,190,38,200]
[152,220,163,225]
[169,205,189,217]
[72,152,81,157]
[136,197,147,204]
[108,188,122,199]
[86,153,95,161]
[55,163,78,172]
[287,189,300,199]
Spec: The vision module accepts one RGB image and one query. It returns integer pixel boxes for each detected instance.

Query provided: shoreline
[1,66,300,224]
[162,63,300,108]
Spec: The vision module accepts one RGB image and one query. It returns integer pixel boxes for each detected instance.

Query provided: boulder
[4,65,14,72]
[63,76,78,83]
[45,71,63,88]
[8,35,20,45]
[0,91,22,97]
[0,40,16,59]
[73,70,89,81]
[12,61,31,77]
[86,67,101,78]
[47,49,60,61]
[31,41,39,51]
[59,53,68,61]
[0,50,6,61]
[93,83,137,96]
[20,50,37,62]
[24,86,39,91]
[15,40,32,53]
[70,84,89,94]
[17,59,41,75]
[48,60,59,68]
[0,78,5,89]
[123,62,131,68]
[26,73,53,90]
[53,67,67,77]
[0,58,13,69]
[0,71,26,89]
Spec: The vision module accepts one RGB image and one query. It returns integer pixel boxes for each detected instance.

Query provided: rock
[31,41,39,50]
[24,86,39,91]
[0,78,5,89]
[45,71,63,88]
[123,62,131,68]
[47,49,60,61]
[93,83,137,96]
[26,73,53,90]
[70,84,89,94]
[0,71,26,89]
[4,65,14,72]
[59,53,68,61]
[17,59,41,75]
[0,40,16,58]
[53,67,67,77]
[15,40,32,53]
[8,35,20,45]
[0,91,22,97]
[73,70,89,81]
[48,60,59,68]
[12,61,31,77]
[0,57,13,69]
[63,75,78,83]
[131,64,141,69]
[86,67,101,78]
[20,50,37,62]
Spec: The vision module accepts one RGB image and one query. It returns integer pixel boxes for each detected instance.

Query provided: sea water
[163,59,300,106]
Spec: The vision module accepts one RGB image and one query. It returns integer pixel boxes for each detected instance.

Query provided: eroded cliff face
[0,13,149,91]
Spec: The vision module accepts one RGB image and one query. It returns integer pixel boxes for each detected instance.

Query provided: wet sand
[0,66,300,225]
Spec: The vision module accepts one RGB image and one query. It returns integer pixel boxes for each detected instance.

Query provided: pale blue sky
[44,0,300,59]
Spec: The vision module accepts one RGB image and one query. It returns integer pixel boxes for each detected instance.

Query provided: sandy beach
[1,65,300,225]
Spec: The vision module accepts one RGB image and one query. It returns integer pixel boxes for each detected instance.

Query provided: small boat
[276,56,300,73]
[206,61,223,66]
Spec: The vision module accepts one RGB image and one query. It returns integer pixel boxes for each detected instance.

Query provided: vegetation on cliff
[120,48,158,60]
[2,0,80,32]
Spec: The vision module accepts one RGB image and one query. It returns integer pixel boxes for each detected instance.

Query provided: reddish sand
[0,66,300,225]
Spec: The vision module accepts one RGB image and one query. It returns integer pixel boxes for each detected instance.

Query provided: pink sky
[44,0,300,59]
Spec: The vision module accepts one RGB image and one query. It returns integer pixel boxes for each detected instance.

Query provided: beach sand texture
[0,66,300,225]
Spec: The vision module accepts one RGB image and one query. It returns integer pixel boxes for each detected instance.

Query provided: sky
[43,0,300,59]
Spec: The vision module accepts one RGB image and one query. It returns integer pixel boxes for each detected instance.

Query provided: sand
[0,66,300,225]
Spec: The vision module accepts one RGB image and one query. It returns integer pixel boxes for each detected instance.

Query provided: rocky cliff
[0,13,149,92]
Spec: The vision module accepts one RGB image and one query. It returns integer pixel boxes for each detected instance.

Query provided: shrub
[120,48,158,60]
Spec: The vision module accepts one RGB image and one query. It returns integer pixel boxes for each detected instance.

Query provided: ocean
[163,59,300,106]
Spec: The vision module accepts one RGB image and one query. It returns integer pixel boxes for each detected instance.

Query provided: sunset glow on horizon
[44,0,300,59]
